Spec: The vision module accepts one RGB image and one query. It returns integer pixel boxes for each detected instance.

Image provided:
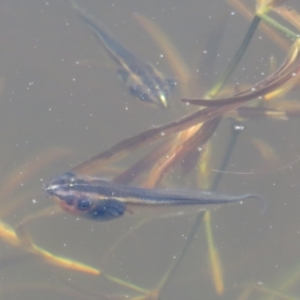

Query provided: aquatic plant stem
[103,274,149,294]
[211,124,241,191]
[258,13,299,40]
[207,15,261,98]
[154,13,262,298]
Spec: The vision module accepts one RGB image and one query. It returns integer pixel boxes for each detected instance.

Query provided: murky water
[0,0,300,299]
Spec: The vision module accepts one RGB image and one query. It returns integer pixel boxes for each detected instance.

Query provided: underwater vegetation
[1,0,300,299]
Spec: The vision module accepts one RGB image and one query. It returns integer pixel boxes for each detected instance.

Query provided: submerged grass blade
[112,139,174,185]
[208,15,261,98]
[204,211,224,295]
[258,14,298,40]
[142,119,221,188]
[73,40,300,176]
[273,5,300,31]
[71,101,261,175]
[183,39,300,106]
[228,105,300,121]
[15,223,101,275]
[31,243,101,275]
[0,220,20,247]
[103,274,149,294]
[226,0,290,50]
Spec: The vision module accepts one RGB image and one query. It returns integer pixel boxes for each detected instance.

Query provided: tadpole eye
[77,198,92,211]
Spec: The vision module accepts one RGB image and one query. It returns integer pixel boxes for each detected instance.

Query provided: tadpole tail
[242,194,266,214]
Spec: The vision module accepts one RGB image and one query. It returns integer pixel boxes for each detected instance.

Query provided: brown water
[0,0,300,299]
